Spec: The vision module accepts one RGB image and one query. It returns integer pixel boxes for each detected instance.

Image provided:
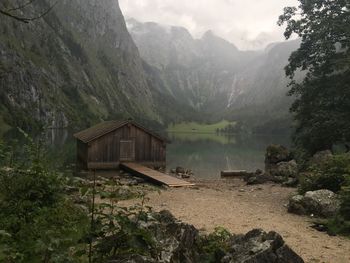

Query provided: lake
[2,129,290,179]
[166,132,290,179]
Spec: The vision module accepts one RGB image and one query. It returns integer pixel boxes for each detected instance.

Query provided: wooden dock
[120,162,195,187]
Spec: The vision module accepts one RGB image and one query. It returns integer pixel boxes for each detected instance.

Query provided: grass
[168,132,237,145]
[167,120,236,133]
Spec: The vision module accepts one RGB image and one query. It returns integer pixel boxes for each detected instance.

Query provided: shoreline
[122,178,350,263]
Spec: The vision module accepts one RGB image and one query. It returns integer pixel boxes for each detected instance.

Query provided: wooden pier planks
[120,162,195,187]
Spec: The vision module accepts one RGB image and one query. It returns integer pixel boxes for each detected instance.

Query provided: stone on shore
[288,189,340,218]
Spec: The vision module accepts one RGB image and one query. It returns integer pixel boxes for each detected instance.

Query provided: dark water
[166,132,290,179]
[2,129,290,179]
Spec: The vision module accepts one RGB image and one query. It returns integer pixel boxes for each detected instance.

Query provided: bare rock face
[222,229,304,263]
[288,190,340,217]
[0,0,157,129]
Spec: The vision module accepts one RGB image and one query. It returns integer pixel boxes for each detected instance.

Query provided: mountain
[127,18,300,130]
[0,2,301,134]
[0,0,161,131]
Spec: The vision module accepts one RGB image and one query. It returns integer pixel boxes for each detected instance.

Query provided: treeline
[278,0,350,235]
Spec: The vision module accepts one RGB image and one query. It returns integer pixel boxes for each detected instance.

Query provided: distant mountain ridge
[127,18,300,129]
[0,2,300,133]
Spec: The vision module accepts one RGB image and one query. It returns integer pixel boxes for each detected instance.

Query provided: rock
[116,186,134,200]
[309,150,333,166]
[223,229,304,263]
[170,168,176,174]
[303,190,340,217]
[265,145,293,177]
[288,190,340,217]
[244,172,274,185]
[107,211,304,262]
[282,177,298,187]
[288,195,307,215]
[265,144,291,165]
[181,174,190,179]
[247,176,259,185]
[176,166,186,174]
[127,179,139,186]
[274,160,298,178]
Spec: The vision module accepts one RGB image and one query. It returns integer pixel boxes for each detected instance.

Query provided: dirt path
[123,179,350,263]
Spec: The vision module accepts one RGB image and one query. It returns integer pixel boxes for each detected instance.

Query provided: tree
[0,0,58,23]
[278,0,350,154]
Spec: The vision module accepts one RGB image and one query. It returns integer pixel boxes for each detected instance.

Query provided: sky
[119,0,298,50]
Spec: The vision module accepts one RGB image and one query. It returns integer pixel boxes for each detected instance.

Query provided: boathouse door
[120,139,135,162]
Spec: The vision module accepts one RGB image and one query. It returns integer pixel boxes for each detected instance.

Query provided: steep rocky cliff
[0,0,159,131]
[127,18,300,128]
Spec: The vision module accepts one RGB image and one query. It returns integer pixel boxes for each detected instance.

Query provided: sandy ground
[123,179,350,263]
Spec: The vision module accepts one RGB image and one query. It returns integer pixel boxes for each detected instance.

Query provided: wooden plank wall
[86,124,166,168]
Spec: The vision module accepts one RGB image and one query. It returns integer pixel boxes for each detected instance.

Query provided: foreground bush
[298,153,350,194]
[0,136,88,262]
[296,153,350,236]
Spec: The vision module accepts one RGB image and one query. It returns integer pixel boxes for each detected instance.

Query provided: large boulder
[265,145,291,165]
[265,145,292,176]
[308,150,333,166]
[288,190,340,217]
[271,160,298,178]
[222,229,304,263]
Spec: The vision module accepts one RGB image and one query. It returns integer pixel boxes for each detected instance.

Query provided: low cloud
[119,0,298,50]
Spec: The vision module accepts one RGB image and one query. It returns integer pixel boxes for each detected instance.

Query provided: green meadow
[167,120,236,133]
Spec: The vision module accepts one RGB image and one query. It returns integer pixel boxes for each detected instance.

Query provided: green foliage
[327,175,350,236]
[0,132,89,262]
[279,0,350,154]
[198,227,232,263]
[299,153,350,194]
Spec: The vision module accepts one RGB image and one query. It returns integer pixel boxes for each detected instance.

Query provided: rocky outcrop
[0,0,159,130]
[112,210,304,263]
[223,229,304,263]
[265,145,291,171]
[263,145,299,186]
[288,190,340,218]
[273,160,298,178]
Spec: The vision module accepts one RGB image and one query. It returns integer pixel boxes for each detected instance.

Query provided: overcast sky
[119,0,298,50]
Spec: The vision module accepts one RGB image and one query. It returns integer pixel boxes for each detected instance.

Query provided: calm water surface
[166,132,290,179]
[3,129,290,179]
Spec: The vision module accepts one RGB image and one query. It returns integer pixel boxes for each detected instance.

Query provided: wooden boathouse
[74,120,167,170]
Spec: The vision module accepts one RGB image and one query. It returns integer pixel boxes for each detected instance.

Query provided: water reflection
[166,132,290,179]
[1,129,291,179]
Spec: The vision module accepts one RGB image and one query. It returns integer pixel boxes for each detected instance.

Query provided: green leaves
[0,137,89,263]
[280,0,350,154]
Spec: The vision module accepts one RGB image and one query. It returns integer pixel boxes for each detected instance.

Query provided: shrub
[298,153,350,194]
[0,134,88,262]
[198,226,232,263]
[327,175,350,236]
